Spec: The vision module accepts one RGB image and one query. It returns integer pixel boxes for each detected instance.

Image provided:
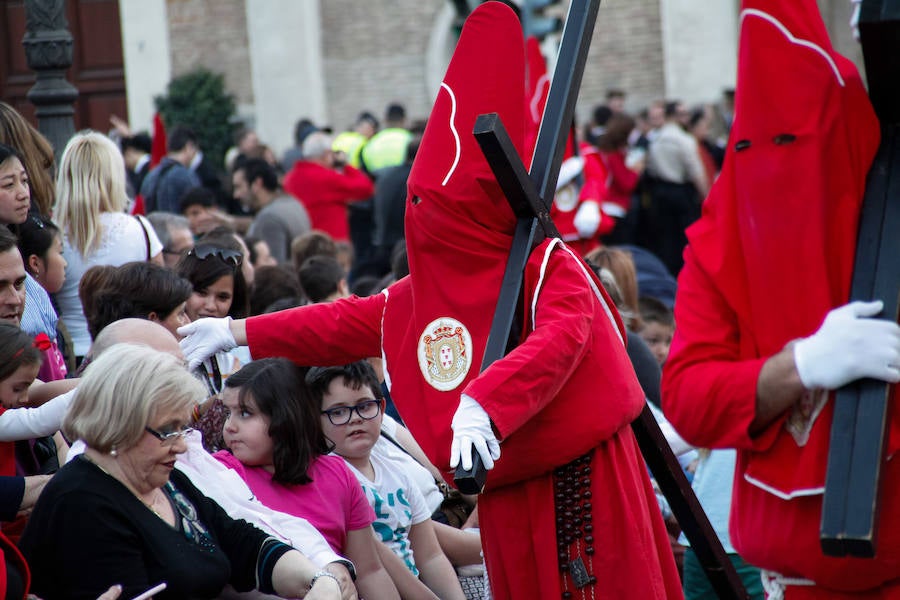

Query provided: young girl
[176,243,248,451]
[213,358,400,600]
[306,362,466,600]
[17,214,68,382]
[0,324,42,415]
[0,323,48,479]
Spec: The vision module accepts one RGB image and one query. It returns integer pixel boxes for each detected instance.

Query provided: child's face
[35,234,67,294]
[320,377,383,462]
[0,362,40,409]
[639,321,674,366]
[186,274,234,320]
[221,386,274,471]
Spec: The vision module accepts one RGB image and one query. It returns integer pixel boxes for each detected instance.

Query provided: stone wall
[151,0,862,155]
[579,0,667,121]
[166,0,253,107]
[319,0,444,130]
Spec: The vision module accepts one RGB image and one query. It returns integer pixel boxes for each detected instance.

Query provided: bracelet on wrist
[309,570,340,590]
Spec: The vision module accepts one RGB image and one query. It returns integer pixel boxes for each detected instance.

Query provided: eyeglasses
[321,399,383,426]
[145,425,194,444]
[164,481,216,551]
[189,244,243,267]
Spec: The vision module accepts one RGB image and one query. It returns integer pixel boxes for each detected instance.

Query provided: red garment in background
[597,147,640,215]
[663,0,897,594]
[0,528,29,599]
[282,161,373,242]
[132,113,168,215]
[150,113,166,168]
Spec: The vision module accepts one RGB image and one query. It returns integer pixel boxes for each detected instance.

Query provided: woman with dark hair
[176,244,250,450]
[199,226,256,290]
[0,102,55,218]
[88,262,192,340]
[0,144,30,226]
[177,244,249,321]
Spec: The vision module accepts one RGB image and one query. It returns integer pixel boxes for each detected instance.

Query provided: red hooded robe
[247,3,680,598]
[663,1,899,595]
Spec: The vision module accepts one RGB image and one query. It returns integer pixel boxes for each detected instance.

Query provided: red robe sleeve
[463,247,593,439]
[246,292,385,365]
[662,247,780,452]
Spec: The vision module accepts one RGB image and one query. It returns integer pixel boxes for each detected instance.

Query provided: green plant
[154,69,236,173]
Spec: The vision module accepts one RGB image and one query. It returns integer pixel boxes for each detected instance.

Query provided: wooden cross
[820,0,900,558]
[451,2,748,597]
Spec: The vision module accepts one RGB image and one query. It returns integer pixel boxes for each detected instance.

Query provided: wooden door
[0,0,127,132]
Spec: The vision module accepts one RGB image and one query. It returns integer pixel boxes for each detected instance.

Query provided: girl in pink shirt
[213,357,399,599]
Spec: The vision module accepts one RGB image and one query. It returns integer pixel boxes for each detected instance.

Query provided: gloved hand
[793,300,900,390]
[450,394,501,471]
[178,317,237,370]
[573,200,601,238]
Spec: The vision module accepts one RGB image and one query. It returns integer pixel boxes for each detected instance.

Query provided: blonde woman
[53,131,164,362]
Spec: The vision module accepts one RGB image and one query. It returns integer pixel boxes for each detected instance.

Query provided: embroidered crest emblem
[417,317,472,391]
[554,184,578,212]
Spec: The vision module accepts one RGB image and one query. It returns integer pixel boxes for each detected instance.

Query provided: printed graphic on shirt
[346,453,432,576]
[417,317,472,391]
[368,486,418,575]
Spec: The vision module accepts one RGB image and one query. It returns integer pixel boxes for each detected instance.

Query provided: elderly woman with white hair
[18,344,348,600]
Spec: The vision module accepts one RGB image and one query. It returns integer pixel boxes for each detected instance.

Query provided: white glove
[793,300,900,390]
[178,317,237,370]
[573,200,601,238]
[450,394,501,471]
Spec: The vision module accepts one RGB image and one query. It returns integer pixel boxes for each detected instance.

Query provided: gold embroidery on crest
[417,317,472,391]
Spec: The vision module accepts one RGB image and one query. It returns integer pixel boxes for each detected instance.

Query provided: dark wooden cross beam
[821,0,900,558]
[453,0,601,495]
[449,2,748,598]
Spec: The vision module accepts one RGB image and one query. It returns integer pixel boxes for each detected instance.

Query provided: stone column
[22,0,78,162]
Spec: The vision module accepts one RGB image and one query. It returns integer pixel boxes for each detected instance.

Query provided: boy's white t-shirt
[376,415,444,513]
[344,450,432,576]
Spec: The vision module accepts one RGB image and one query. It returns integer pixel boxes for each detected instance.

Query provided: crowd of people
[0,67,796,600]
[0,81,505,597]
[0,57,720,599]
[0,0,897,598]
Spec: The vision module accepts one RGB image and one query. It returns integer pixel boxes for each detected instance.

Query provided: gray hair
[147,211,190,250]
[63,343,205,453]
[301,131,334,160]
